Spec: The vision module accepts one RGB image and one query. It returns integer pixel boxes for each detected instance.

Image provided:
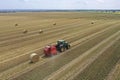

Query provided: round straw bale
[39,29,43,33]
[30,53,39,63]
[23,29,28,34]
[15,24,18,27]
[53,23,56,25]
[91,21,95,24]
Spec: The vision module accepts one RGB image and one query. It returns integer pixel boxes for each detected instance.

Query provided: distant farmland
[0,12,120,80]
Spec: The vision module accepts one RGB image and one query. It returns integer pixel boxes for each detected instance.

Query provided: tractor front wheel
[66,45,70,49]
[68,45,70,49]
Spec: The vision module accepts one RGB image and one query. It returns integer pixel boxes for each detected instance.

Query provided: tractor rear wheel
[60,47,65,52]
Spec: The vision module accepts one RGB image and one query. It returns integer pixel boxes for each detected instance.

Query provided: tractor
[56,40,70,52]
[44,40,70,56]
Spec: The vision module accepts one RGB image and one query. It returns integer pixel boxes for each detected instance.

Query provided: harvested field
[73,38,120,80]
[0,12,120,80]
[105,60,120,80]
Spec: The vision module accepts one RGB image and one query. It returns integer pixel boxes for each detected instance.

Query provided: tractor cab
[57,40,65,45]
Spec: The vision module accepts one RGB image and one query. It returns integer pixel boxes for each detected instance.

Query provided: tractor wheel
[60,47,65,52]
[68,45,70,49]
[66,45,70,49]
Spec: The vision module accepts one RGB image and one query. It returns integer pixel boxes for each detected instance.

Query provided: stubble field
[0,12,120,80]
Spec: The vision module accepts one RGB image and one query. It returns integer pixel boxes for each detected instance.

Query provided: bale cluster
[30,53,39,63]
